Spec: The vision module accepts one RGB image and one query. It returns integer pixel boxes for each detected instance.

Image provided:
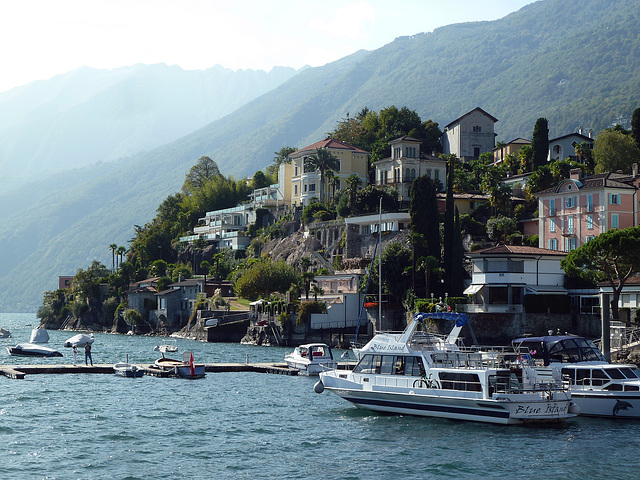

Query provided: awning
[463,284,482,295]
[525,285,567,295]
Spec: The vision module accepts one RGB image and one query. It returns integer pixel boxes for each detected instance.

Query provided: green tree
[531,118,549,169]
[443,157,455,293]
[562,226,640,320]
[451,207,465,296]
[417,255,440,299]
[72,261,110,303]
[182,156,222,195]
[109,243,117,273]
[252,170,269,190]
[304,147,340,204]
[233,260,298,299]
[593,130,640,174]
[632,107,640,150]
[486,216,518,243]
[575,141,595,174]
[410,175,440,262]
[267,146,297,176]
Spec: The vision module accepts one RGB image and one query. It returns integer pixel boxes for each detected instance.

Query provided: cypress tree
[443,157,455,293]
[632,107,640,151]
[410,175,441,296]
[452,207,464,297]
[531,117,549,169]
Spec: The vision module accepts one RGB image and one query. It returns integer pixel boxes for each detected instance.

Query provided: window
[474,147,480,157]
[587,194,593,212]
[609,193,620,205]
[586,235,596,242]
[549,218,556,232]
[566,216,574,234]
[473,125,482,132]
[549,199,556,216]
[294,165,298,176]
[548,238,558,251]
[565,197,575,208]
[434,170,440,181]
[294,185,298,195]
[587,215,593,230]
[565,237,576,252]
[612,214,619,229]
[309,183,315,192]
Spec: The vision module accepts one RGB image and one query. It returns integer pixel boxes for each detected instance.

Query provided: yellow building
[283,137,369,207]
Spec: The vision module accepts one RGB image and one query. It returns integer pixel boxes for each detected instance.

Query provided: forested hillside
[1,0,639,311]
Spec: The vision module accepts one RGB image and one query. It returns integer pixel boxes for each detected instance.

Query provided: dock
[0,362,301,379]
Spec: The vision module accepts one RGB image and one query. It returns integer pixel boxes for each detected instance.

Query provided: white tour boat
[284,343,337,375]
[315,313,578,425]
[512,334,640,418]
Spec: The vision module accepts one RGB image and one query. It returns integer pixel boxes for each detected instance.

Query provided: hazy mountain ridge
[1,0,639,311]
[0,63,299,189]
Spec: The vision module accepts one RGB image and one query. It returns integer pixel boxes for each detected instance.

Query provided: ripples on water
[1,313,640,479]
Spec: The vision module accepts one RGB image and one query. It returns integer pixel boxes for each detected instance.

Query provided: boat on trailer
[513,334,640,418]
[316,312,578,425]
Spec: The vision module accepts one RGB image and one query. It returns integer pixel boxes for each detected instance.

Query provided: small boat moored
[316,312,578,425]
[0,327,11,338]
[154,351,205,379]
[114,362,145,378]
[285,343,337,375]
[29,328,49,343]
[64,333,95,348]
[6,343,63,357]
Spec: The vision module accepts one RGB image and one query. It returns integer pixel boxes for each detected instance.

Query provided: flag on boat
[189,352,195,377]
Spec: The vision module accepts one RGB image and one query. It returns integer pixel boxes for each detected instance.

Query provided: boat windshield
[547,338,606,363]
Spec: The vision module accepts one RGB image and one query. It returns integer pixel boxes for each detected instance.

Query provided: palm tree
[109,244,117,273]
[345,174,362,208]
[305,147,340,204]
[496,140,507,163]
[117,246,126,270]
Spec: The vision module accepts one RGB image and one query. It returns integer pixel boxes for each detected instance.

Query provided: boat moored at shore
[316,313,578,425]
[6,343,63,357]
[284,343,337,375]
[513,334,640,418]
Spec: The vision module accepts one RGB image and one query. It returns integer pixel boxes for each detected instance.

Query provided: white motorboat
[285,343,337,375]
[153,343,178,354]
[315,312,578,425]
[6,343,63,357]
[513,334,640,418]
[0,327,11,338]
[64,333,94,348]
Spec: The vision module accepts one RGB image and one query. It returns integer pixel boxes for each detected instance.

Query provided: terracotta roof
[292,137,369,155]
[549,132,593,143]
[444,107,498,129]
[536,172,636,195]
[467,244,567,256]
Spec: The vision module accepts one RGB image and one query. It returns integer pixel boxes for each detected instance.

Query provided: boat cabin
[512,335,605,365]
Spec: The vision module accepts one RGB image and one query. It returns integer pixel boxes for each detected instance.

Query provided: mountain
[0,64,299,191]
[1,0,639,312]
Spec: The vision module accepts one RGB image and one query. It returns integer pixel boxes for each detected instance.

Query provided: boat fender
[568,402,580,416]
[314,380,325,394]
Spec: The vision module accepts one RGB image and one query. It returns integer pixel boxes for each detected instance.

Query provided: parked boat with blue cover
[284,343,337,375]
[316,312,578,425]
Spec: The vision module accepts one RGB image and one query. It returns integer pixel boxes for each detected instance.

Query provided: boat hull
[320,372,574,425]
[569,391,640,418]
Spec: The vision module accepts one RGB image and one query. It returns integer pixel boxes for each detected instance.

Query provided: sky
[0,0,536,94]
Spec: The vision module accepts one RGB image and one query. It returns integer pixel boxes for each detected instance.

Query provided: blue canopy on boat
[414,312,469,327]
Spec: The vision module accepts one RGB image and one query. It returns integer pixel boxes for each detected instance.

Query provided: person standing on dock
[84,342,93,366]
[72,345,77,366]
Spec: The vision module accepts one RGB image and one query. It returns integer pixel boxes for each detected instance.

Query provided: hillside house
[462,245,567,313]
[373,136,447,201]
[548,131,594,163]
[285,137,369,207]
[442,107,498,161]
[536,168,639,252]
[493,137,531,164]
[152,278,206,328]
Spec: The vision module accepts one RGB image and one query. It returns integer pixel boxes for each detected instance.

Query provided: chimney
[633,163,638,177]
[588,129,593,138]
[569,168,582,181]
[578,125,583,135]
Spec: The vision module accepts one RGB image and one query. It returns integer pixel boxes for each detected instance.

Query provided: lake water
[1,312,639,480]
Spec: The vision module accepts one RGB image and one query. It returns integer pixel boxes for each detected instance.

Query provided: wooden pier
[0,362,300,379]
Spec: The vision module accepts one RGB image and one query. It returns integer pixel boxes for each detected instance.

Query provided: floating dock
[0,362,301,379]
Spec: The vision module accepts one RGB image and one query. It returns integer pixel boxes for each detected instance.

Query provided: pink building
[536,168,640,252]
